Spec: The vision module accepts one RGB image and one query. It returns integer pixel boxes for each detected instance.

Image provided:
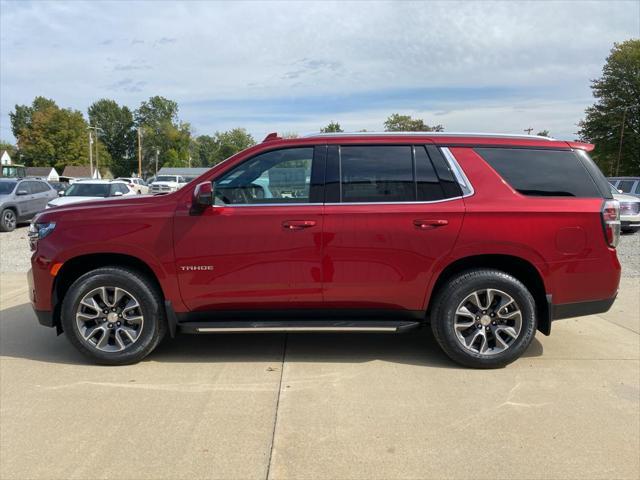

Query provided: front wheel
[430,269,537,369]
[0,208,17,232]
[61,267,166,365]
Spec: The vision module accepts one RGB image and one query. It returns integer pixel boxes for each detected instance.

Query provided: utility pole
[155,148,159,176]
[524,127,534,135]
[88,130,94,176]
[137,127,142,178]
[615,107,627,176]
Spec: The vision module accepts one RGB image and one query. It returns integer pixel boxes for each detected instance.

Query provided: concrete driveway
[0,273,638,480]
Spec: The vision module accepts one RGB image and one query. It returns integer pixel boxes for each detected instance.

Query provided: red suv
[27,132,621,368]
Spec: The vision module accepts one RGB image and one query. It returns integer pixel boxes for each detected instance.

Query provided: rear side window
[475,148,602,197]
[328,145,462,203]
[340,146,414,202]
[618,180,636,194]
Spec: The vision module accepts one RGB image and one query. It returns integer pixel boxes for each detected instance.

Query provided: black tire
[61,267,166,365]
[621,227,639,234]
[0,208,17,232]
[430,269,537,369]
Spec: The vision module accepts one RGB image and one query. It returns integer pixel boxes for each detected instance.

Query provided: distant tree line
[6,95,257,178]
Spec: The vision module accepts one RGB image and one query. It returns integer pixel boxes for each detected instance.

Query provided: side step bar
[178,320,422,334]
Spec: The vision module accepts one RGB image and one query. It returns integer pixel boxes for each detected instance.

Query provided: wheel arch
[427,254,551,335]
[52,253,165,331]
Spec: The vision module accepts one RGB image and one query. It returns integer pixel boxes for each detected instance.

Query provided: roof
[157,167,209,176]
[259,131,592,151]
[26,167,56,176]
[62,166,93,178]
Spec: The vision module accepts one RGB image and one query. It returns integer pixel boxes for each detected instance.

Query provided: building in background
[61,166,101,183]
[26,167,60,182]
[1,150,12,166]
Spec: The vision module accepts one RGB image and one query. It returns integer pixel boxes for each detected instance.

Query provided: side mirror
[191,181,214,213]
[618,189,623,194]
[58,190,65,196]
[16,189,28,196]
[113,191,124,197]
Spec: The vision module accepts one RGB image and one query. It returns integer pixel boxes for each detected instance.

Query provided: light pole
[87,128,94,176]
[155,148,159,176]
[87,126,103,178]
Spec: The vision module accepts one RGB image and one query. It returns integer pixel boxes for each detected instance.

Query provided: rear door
[18,181,39,217]
[32,181,52,211]
[322,144,466,311]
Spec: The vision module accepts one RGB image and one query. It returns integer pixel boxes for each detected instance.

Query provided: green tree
[88,99,136,177]
[536,130,551,137]
[320,121,343,133]
[211,128,255,165]
[384,113,444,132]
[578,39,640,176]
[134,96,191,175]
[9,97,110,172]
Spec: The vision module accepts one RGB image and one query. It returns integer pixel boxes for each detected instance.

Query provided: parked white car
[610,184,640,233]
[116,177,149,195]
[47,180,136,208]
[150,175,187,194]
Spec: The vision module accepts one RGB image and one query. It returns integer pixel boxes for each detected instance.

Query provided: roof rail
[304,131,556,141]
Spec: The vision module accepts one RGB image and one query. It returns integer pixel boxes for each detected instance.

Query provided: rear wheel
[0,208,17,232]
[61,267,166,365]
[431,269,537,368]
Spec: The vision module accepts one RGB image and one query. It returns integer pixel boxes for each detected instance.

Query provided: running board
[178,320,422,334]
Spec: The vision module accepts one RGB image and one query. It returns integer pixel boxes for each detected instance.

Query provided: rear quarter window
[474,148,603,198]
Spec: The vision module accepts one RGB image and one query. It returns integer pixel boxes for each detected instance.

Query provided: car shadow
[0,302,543,368]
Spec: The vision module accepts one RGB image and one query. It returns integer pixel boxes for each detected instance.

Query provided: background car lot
[0,224,638,479]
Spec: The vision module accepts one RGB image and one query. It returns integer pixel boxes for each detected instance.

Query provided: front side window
[214,147,314,205]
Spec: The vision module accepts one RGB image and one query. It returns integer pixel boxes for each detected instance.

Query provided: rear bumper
[551,295,617,321]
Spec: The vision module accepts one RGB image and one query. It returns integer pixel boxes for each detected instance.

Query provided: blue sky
[1,0,639,142]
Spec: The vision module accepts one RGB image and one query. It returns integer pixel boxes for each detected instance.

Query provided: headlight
[28,222,56,251]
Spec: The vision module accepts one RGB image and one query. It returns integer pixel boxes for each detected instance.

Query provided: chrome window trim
[217,197,465,207]
[440,147,474,198]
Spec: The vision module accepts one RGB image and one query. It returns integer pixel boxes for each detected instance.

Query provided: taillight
[601,200,620,248]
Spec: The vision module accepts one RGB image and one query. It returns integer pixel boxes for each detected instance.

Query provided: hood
[613,192,640,203]
[48,196,106,207]
[152,181,179,186]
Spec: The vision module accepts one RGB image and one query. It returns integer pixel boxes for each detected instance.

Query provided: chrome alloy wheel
[75,287,144,352]
[3,210,16,230]
[454,288,522,356]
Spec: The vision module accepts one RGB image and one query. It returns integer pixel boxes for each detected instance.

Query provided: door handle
[282,220,317,231]
[413,219,448,229]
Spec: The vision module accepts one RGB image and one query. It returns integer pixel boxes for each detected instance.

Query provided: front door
[174,146,325,312]
[322,144,466,311]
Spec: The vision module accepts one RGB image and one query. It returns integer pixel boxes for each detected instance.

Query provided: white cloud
[1,0,638,141]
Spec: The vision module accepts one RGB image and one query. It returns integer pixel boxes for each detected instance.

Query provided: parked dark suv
[28,132,621,368]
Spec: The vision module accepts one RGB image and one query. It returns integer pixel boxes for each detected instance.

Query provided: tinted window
[34,181,49,193]
[618,180,636,194]
[340,146,414,202]
[475,148,601,197]
[427,146,462,198]
[65,183,110,197]
[415,146,446,201]
[0,182,17,194]
[215,147,314,204]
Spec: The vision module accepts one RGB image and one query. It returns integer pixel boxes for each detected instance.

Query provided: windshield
[65,183,110,197]
[156,176,178,182]
[0,182,17,194]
